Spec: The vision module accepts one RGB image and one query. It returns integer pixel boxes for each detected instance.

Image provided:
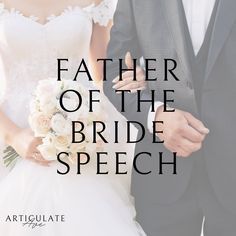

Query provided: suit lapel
[206,0,236,78]
[161,0,193,79]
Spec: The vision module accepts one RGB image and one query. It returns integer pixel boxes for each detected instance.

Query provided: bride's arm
[89,21,112,83]
[0,109,50,166]
[89,0,146,90]
[0,109,20,145]
[89,19,147,91]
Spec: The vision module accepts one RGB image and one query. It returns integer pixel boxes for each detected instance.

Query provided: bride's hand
[112,52,147,93]
[10,128,51,166]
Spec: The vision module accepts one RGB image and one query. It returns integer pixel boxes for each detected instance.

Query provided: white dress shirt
[147,0,216,133]
[182,0,216,55]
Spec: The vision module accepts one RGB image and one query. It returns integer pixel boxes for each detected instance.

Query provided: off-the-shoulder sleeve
[86,0,118,26]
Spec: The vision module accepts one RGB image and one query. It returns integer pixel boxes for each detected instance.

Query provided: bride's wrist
[5,126,21,147]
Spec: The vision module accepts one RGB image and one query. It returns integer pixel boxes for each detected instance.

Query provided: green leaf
[2,146,20,169]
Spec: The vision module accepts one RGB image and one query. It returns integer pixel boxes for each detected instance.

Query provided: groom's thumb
[125,52,133,69]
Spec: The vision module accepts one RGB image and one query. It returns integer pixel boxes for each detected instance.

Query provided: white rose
[39,96,57,115]
[67,153,77,164]
[29,100,40,113]
[67,111,80,121]
[70,142,86,153]
[36,80,54,98]
[67,104,89,121]
[57,97,78,113]
[78,85,88,97]
[37,143,57,161]
[66,80,81,91]
[67,152,87,164]
[29,112,51,137]
[78,104,89,119]
[53,135,70,151]
[53,81,65,95]
[42,133,55,145]
[51,113,70,135]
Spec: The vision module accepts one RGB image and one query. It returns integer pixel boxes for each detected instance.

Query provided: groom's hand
[156,107,210,158]
[112,52,147,93]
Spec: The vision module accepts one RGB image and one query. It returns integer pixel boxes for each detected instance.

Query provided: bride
[0,0,147,235]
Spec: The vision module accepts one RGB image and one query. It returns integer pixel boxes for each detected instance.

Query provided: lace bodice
[0,0,117,129]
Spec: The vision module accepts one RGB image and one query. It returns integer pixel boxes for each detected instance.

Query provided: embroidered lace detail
[86,0,117,26]
[0,1,117,26]
[29,15,39,22]
[0,2,92,24]
[46,5,92,22]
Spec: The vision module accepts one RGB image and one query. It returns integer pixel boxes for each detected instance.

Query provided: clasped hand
[112,52,209,158]
[10,129,51,166]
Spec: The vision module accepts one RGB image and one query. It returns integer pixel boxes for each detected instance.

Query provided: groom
[104,0,236,235]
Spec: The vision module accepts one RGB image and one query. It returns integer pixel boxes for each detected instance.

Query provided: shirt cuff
[147,102,164,133]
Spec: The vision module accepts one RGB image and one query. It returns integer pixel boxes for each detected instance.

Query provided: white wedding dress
[0,1,146,235]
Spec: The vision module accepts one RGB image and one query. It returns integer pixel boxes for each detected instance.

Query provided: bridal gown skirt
[0,158,145,236]
[0,90,145,235]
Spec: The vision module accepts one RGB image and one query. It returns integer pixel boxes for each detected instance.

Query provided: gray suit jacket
[104,0,236,214]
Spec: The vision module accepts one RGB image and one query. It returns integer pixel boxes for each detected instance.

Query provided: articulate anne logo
[5,214,65,229]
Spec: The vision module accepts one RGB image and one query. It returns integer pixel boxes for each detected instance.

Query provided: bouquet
[3,79,107,167]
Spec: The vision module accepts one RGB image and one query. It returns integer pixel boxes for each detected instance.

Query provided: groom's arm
[104,0,209,157]
[104,0,154,128]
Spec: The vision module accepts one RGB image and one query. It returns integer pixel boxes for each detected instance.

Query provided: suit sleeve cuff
[147,102,164,133]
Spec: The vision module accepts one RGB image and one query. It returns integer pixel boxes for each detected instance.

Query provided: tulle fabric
[0,159,146,236]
